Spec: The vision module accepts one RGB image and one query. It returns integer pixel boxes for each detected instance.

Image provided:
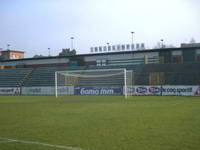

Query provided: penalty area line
[0,137,88,150]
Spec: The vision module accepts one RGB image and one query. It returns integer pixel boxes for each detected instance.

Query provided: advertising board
[74,86,123,95]
[22,86,74,95]
[161,86,199,96]
[127,86,161,95]
[127,85,200,96]
[0,87,20,95]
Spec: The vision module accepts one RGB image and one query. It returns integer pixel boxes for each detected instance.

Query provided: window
[99,47,102,52]
[136,44,140,49]
[103,46,107,51]
[172,56,182,64]
[126,44,130,50]
[95,47,98,52]
[108,46,111,51]
[196,55,200,62]
[196,49,200,62]
[131,44,134,50]
[90,47,93,53]
[102,59,107,66]
[96,60,101,66]
[96,59,107,66]
[172,50,182,56]
[117,45,120,50]
[141,43,145,49]
[122,45,125,50]
[172,50,182,64]
[112,45,115,51]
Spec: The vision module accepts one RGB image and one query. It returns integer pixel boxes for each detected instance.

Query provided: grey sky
[0,0,200,57]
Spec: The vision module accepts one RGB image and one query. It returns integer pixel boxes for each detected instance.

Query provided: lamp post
[131,32,134,50]
[70,37,74,50]
[7,44,10,50]
[160,39,164,48]
[107,42,110,51]
[48,48,51,56]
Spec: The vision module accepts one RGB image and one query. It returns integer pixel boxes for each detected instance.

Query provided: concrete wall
[133,52,159,58]
[0,57,69,66]
[84,53,134,62]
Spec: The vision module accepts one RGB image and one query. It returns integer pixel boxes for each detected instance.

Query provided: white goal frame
[55,68,129,99]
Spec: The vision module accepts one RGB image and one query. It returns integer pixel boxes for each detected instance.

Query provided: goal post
[55,68,133,98]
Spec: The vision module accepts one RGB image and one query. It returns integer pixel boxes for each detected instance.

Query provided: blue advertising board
[74,86,123,95]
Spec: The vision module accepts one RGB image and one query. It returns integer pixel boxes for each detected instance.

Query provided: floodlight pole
[131,32,134,50]
[48,48,51,56]
[7,44,10,50]
[107,42,110,51]
[124,69,127,99]
[55,72,58,98]
[161,39,164,48]
[70,37,74,50]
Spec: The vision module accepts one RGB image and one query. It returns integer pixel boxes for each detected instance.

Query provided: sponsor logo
[127,86,135,93]
[162,87,193,93]
[136,87,147,94]
[75,86,122,95]
[0,88,20,95]
[80,88,99,95]
[195,87,200,96]
[149,87,160,94]
[80,88,114,95]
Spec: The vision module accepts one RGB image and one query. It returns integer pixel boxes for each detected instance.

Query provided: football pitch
[0,96,200,150]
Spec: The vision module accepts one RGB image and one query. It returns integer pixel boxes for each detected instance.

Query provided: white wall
[133,52,159,58]
[0,57,69,66]
[84,53,134,61]
[85,52,159,62]
[0,51,159,67]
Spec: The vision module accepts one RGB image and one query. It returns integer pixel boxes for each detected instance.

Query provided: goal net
[55,68,133,98]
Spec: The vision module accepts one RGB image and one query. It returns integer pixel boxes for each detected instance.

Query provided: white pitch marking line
[170,100,187,107]
[0,140,14,143]
[0,137,88,150]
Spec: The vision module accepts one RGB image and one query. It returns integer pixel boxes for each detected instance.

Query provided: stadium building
[0,46,200,96]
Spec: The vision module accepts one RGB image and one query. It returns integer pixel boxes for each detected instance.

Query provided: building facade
[0,50,25,60]
[0,47,200,68]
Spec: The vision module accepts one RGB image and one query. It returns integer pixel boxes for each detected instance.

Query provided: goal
[55,68,133,99]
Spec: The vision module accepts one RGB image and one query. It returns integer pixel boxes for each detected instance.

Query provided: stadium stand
[74,70,124,86]
[23,66,86,87]
[0,68,33,87]
[0,62,200,87]
[134,63,200,85]
[23,65,136,87]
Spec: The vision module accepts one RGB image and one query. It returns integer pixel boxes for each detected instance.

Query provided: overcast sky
[0,0,200,57]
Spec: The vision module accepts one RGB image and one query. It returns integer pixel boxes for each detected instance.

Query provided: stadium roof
[0,46,200,62]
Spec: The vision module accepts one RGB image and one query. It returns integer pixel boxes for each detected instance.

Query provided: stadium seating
[0,68,33,87]
[133,63,200,85]
[77,70,124,86]
[23,66,86,87]
[0,63,200,87]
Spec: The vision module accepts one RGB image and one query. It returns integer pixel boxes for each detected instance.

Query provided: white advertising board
[127,85,200,96]
[0,87,20,95]
[22,86,74,95]
[161,86,199,96]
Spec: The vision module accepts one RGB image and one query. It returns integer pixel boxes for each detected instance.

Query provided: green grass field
[0,96,200,150]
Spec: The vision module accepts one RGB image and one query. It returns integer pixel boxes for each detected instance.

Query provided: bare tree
[190,38,196,43]
[33,54,46,58]
[59,48,76,56]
